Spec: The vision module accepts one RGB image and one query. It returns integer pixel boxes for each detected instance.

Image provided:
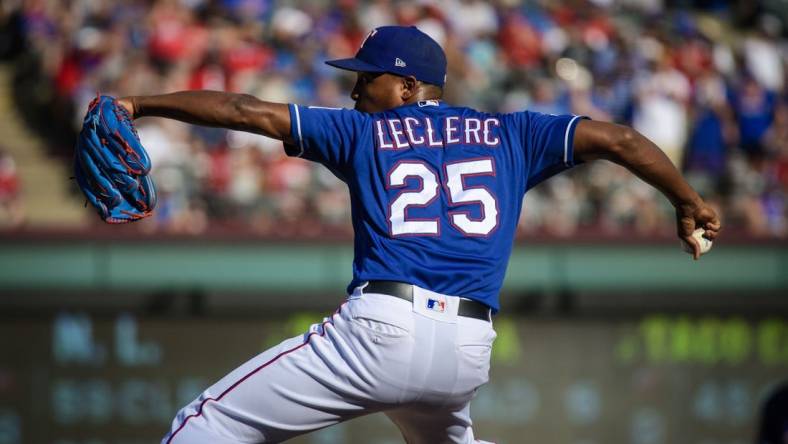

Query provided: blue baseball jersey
[288,100,586,312]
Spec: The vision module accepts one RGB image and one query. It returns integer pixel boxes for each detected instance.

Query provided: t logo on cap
[326,26,447,87]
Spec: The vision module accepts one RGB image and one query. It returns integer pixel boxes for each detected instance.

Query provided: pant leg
[163,295,417,444]
[163,304,374,443]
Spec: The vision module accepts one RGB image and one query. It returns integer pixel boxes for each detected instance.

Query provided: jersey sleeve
[286,104,368,180]
[517,111,588,190]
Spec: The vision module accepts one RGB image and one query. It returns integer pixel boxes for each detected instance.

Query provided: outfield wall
[1,237,786,296]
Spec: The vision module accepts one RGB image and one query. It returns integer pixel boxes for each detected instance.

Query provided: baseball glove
[74,95,156,223]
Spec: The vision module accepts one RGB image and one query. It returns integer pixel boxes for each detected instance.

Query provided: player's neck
[402,84,443,106]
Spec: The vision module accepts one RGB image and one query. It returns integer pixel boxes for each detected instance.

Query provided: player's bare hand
[675,199,721,260]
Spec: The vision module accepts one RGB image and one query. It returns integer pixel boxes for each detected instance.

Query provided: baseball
[681,228,713,256]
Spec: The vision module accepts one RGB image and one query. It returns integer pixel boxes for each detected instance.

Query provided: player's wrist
[673,193,703,215]
[117,97,137,119]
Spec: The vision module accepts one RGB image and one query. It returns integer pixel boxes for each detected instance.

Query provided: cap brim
[325,57,385,73]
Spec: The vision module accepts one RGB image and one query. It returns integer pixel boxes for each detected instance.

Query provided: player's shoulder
[497,108,578,129]
[439,102,540,123]
[295,103,374,127]
[298,104,368,117]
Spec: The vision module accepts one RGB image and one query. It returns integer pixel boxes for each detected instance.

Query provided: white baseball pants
[162,284,497,443]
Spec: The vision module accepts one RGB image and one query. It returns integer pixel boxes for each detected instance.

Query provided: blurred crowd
[4,0,788,237]
[0,148,23,228]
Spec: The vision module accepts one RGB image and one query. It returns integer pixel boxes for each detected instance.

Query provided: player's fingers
[683,235,700,260]
[705,220,721,231]
[703,230,717,240]
[679,216,695,237]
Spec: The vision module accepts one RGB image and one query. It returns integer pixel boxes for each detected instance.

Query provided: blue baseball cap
[325,26,447,87]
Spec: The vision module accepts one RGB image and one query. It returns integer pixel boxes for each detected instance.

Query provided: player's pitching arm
[117,91,293,143]
[573,120,721,260]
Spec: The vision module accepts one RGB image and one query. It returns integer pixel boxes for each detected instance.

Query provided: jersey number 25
[387,158,499,237]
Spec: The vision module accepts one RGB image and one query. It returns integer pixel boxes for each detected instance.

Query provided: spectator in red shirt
[0,149,24,228]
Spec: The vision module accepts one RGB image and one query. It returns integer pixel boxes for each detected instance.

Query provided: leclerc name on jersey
[374,116,501,150]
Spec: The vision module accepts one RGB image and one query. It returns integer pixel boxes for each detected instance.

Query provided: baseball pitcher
[76,26,721,443]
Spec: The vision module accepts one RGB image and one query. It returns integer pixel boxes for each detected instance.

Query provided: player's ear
[401,76,418,100]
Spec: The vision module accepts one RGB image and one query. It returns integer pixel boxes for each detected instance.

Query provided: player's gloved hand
[74,94,157,223]
[675,199,721,260]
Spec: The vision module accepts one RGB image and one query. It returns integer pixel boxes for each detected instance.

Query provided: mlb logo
[418,100,439,107]
[426,298,446,313]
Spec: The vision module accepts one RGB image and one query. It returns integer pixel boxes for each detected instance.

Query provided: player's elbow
[229,94,288,139]
[230,94,267,131]
[575,120,640,162]
[606,125,640,161]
